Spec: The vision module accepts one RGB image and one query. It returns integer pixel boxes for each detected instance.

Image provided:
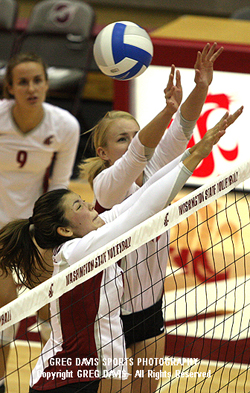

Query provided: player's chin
[95,216,105,228]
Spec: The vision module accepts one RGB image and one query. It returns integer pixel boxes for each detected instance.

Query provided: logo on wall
[188,93,239,178]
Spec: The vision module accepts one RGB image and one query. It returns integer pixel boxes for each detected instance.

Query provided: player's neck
[12,105,44,133]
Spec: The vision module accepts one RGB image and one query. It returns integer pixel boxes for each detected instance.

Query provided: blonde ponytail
[79,156,109,189]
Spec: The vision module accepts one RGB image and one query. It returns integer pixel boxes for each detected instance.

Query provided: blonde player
[79,43,242,393]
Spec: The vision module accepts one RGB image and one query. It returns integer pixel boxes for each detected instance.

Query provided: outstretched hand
[224,105,244,130]
[183,106,243,173]
[194,106,244,159]
[164,64,182,115]
[194,42,224,88]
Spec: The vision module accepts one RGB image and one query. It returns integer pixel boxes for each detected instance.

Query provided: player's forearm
[94,133,148,208]
[180,83,208,121]
[182,150,204,173]
[138,105,175,148]
[108,150,189,218]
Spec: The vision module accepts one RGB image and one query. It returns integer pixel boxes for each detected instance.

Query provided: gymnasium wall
[85,0,250,17]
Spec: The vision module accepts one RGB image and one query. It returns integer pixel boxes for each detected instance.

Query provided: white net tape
[0,159,249,333]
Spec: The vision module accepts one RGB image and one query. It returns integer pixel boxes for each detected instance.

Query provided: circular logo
[49,2,76,27]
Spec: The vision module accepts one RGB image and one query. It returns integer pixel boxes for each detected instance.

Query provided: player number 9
[17,150,27,168]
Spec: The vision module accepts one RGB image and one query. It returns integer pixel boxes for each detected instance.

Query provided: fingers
[213,129,226,145]
[165,64,175,91]
[164,65,181,100]
[207,112,229,136]
[200,42,224,63]
[175,69,181,88]
[204,121,226,148]
[208,106,243,143]
[170,64,175,75]
[194,51,201,69]
[204,42,217,59]
[200,43,211,61]
[205,114,228,141]
[164,86,175,100]
[217,111,229,127]
[225,106,244,128]
[210,46,224,62]
[194,106,242,160]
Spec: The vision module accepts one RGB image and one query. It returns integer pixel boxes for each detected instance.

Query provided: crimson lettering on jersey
[16,150,27,168]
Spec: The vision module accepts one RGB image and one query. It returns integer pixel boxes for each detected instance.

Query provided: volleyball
[93,21,153,81]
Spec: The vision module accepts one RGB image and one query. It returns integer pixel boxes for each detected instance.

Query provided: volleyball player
[0,52,80,393]
[0,113,232,392]
[79,43,242,393]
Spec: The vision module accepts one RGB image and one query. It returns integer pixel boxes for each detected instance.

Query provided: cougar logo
[48,283,54,298]
[188,93,239,178]
[43,136,54,145]
[49,3,76,27]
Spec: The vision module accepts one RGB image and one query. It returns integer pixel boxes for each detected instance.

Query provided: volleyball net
[1,158,250,392]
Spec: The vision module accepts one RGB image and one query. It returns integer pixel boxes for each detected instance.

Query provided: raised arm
[68,111,232,264]
[94,67,183,208]
[138,43,223,151]
[181,42,223,122]
[138,64,182,148]
[106,107,243,220]
[144,42,224,176]
[66,105,243,265]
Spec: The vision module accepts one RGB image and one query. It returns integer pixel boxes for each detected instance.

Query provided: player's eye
[18,79,28,86]
[34,77,43,84]
[117,136,127,142]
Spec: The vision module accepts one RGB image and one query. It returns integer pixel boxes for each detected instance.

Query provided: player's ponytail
[0,188,73,288]
[79,156,108,189]
[0,219,41,288]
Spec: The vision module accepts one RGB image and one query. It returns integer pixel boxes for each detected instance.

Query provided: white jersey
[0,99,80,228]
[93,109,190,313]
[30,156,192,389]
